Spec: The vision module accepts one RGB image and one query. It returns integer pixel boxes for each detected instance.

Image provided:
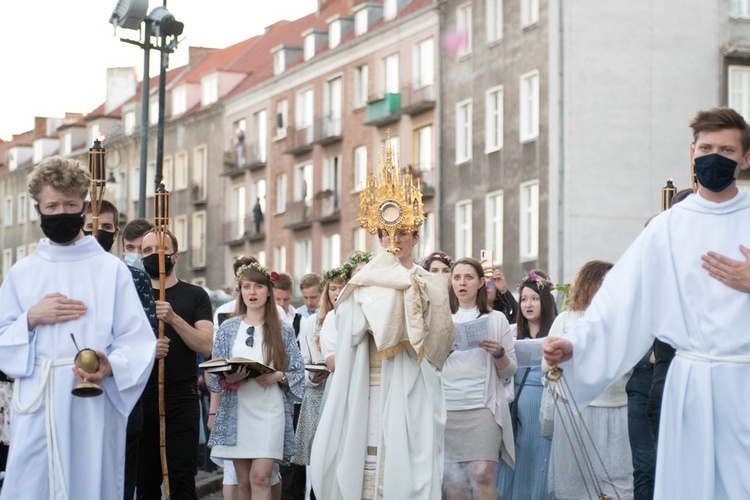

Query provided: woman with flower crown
[422,251,454,274]
[208,261,304,500]
[497,269,558,500]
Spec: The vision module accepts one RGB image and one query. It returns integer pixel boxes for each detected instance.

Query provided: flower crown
[421,251,454,269]
[516,271,554,292]
[236,262,279,282]
[322,266,348,286]
[343,251,373,276]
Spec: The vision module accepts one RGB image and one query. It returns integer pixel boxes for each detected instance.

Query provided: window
[162,156,173,192]
[354,145,369,191]
[519,70,540,142]
[329,20,342,49]
[257,250,267,268]
[381,136,400,162]
[413,38,434,88]
[384,54,400,94]
[191,211,207,268]
[485,85,504,152]
[274,245,287,273]
[414,125,434,182]
[16,246,26,261]
[487,0,503,42]
[731,0,750,17]
[353,227,368,252]
[29,196,38,221]
[521,0,539,27]
[384,0,397,21]
[294,239,313,279]
[146,161,157,198]
[485,190,504,264]
[415,212,435,260]
[355,8,369,35]
[455,200,473,259]
[124,110,136,135]
[276,100,288,139]
[172,215,187,254]
[254,179,267,214]
[519,180,539,261]
[325,77,343,136]
[2,249,12,277]
[322,234,342,270]
[276,174,287,213]
[174,151,188,190]
[354,65,369,108]
[294,162,313,206]
[150,100,159,125]
[323,155,342,211]
[201,74,219,106]
[232,185,246,239]
[274,50,285,75]
[3,197,12,227]
[18,193,27,224]
[456,3,473,56]
[253,109,268,163]
[296,88,314,141]
[172,85,187,115]
[456,99,473,164]
[304,33,316,61]
[132,167,141,202]
[193,145,208,200]
[729,66,750,121]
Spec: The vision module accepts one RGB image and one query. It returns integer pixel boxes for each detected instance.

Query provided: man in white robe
[543,107,750,499]
[311,229,455,500]
[0,156,156,500]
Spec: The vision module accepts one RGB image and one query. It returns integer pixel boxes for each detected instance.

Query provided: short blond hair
[28,156,90,201]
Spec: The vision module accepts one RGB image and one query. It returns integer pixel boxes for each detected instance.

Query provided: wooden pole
[154,183,171,499]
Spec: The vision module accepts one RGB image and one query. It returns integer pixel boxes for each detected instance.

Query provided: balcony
[365,93,401,126]
[283,200,313,229]
[191,183,207,205]
[284,125,314,156]
[313,116,343,146]
[400,83,436,116]
[223,143,267,177]
[223,215,265,246]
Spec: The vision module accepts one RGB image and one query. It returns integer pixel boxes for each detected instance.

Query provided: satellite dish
[109,0,149,31]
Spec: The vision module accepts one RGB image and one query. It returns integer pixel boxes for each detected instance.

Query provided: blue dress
[496,364,553,499]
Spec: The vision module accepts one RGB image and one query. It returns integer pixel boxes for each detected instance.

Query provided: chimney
[105,67,138,115]
[34,117,47,137]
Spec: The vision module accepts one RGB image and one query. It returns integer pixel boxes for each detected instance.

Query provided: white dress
[211,322,284,460]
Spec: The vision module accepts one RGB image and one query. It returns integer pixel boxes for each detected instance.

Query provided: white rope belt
[676,350,750,364]
[13,357,74,500]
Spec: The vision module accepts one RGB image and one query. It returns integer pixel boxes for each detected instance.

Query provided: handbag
[539,382,556,440]
[509,368,531,436]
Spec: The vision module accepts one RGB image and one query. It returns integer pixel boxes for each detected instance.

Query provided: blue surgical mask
[694,153,738,193]
[123,252,144,270]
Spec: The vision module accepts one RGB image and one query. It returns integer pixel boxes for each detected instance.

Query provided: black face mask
[83,230,116,252]
[694,153,738,193]
[39,210,85,244]
[142,253,176,279]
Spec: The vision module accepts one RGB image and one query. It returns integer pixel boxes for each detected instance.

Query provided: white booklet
[514,338,545,367]
[451,316,491,352]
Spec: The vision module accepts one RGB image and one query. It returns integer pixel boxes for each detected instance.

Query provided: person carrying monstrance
[310,135,455,500]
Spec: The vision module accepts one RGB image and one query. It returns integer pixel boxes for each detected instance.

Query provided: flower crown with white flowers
[235,261,279,282]
[322,266,349,286]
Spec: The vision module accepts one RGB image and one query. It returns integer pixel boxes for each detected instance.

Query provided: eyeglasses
[245,326,255,347]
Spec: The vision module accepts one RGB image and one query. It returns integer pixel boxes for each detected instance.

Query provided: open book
[199,357,274,376]
[304,335,330,373]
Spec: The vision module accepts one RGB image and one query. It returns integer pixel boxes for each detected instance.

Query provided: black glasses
[245,326,255,347]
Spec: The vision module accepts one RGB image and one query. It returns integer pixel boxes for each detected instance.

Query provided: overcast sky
[0,0,317,141]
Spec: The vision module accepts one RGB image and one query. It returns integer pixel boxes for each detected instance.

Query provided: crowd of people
[0,106,749,500]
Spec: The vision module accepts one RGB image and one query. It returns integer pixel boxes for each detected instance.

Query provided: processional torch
[88,139,107,237]
[154,183,171,498]
[661,178,677,212]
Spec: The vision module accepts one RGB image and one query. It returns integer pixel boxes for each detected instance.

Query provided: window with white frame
[162,156,173,192]
[487,0,503,42]
[254,109,268,162]
[174,151,188,190]
[325,77,343,136]
[456,99,473,164]
[172,85,187,115]
[2,249,12,276]
[355,8,369,35]
[274,245,287,272]
[519,180,539,261]
[413,38,434,88]
[276,99,288,139]
[304,33,316,61]
[29,196,38,221]
[193,145,208,200]
[172,215,187,253]
[521,0,539,27]
[380,136,400,163]
[384,54,400,94]
[16,246,26,261]
[17,193,27,224]
[519,70,539,142]
[329,20,342,49]
[191,210,207,268]
[731,0,750,17]
[322,234,342,270]
[61,133,73,155]
[415,212,435,260]
[124,110,136,135]
[729,65,750,121]
[294,239,313,279]
[257,250,267,267]
[485,85,504,152]
[89,124,101,146]
[132,167,141,202]
[232,185,246,239]
[146,161,157,198]
[455,200,473,259]
[296,88,314,141]
[384,0,397,21]
[414,125,434,181]
[276,174,287,213]
[323,155,342,210]
[273,50,285,75]
[485,190,504,265]
[254,179,267,214]
[354,145,369,191]
[456,3,473,56]
[354,65,369,108]
[353,227,368,252]
[4,197,12,227]
[294,162,313,206]
[201,74,219,106]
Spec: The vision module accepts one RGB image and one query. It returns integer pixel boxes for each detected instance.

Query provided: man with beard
[0,156,155,499]
[136,230,213,500]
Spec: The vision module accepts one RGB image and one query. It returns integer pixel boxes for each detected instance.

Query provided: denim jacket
[207,316,304,464]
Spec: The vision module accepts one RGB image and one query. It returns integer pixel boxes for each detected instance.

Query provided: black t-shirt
[143,280,213,398]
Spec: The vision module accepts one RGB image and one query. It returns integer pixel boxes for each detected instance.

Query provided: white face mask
[123,252,144,270]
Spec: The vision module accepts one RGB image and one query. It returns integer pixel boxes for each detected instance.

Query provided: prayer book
[451,316,491,352]
[304,335,330,372]
[199,357,274,376]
